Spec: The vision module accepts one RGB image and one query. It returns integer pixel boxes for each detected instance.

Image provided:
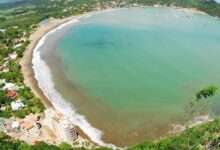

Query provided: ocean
[33,8,220,147]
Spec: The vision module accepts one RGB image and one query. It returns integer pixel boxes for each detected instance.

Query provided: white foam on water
[169,114,213,134]
[32,12,119,149]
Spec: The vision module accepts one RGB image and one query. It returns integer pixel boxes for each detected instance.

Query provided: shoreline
[20,5,207,108]
[19,14,94,143]
[20,6,209,148]
[20,15,81,108]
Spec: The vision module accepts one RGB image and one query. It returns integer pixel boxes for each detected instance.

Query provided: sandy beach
[19,6,209,148]
[19,14,94,142]
[20,15,80,108]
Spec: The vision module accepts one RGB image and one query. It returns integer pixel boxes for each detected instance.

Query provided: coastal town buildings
[3,83,19,91]
[9,52,18,60]
[0,117,7,133]
[11,100,24,110]
[7,91,18,99]
[0,79,6,85]
[14,43,22,49]
[0,114,42,142]
[0,29,5,33]
[43,108,78,144]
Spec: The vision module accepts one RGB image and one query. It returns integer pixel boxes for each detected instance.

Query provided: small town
[0,108,85,146]
[0,24,94,149]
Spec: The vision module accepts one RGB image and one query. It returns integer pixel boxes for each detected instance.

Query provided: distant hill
[0,0,39,8]
[0,0,23,4]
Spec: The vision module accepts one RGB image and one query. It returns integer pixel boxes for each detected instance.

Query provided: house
[16,118,24,124]
[7,91,17,99]
[0,29,6,33]
[21,121,35,134]
[11,121,20,129]
[11,100,24,110]
[0,79,6,85]
[9,52,17,60]
[34,141,41,145]
[2,66,10,73]
[13,43,22,49]
[26,114,40,122]
[3,83,19,91]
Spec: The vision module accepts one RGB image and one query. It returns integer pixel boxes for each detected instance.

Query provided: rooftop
[7,91,17,98]
[11,100,24,111]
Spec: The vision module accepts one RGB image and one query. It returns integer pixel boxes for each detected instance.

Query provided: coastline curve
[31,14,119,149]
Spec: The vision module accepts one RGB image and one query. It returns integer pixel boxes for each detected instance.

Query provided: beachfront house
[13,43,22,49]
[3,83,19,91]
[9,52,18,60]
[11,100,24,110]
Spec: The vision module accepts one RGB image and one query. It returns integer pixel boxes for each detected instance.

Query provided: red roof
[7,91,17,98]
[34,141,41,145]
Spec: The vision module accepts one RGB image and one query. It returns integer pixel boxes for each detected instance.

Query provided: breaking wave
[32,13,118,149]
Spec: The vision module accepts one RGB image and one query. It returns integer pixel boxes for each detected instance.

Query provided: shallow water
[38,8,220,146]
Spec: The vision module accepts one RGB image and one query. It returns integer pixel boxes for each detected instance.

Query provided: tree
[59,142,72,150]
[18,142,32,150]
[186,85,218,119]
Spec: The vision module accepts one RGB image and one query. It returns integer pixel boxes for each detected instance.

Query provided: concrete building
[44,108,78,144]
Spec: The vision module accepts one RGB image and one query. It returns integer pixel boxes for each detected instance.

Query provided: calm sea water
[40,8,220,146]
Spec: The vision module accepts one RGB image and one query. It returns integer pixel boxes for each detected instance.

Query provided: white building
[0,29,5,33]
[9,52,18,60]
[44,108,78,144]
[57,120,78,143]
[3,83,19,91]
[11,121,20,129]
[0,79,6,85]
[14,43,22,49]
[11,100,24,110]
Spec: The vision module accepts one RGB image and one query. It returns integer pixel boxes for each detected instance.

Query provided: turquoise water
[43,8,220,146]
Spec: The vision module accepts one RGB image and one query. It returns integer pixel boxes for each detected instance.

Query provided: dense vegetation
[130,119,220,150]
[1,119,220,150]
[0,24,44,118]
[0,0,220,149]
[0,131,111,150]
[0,0,220,28]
